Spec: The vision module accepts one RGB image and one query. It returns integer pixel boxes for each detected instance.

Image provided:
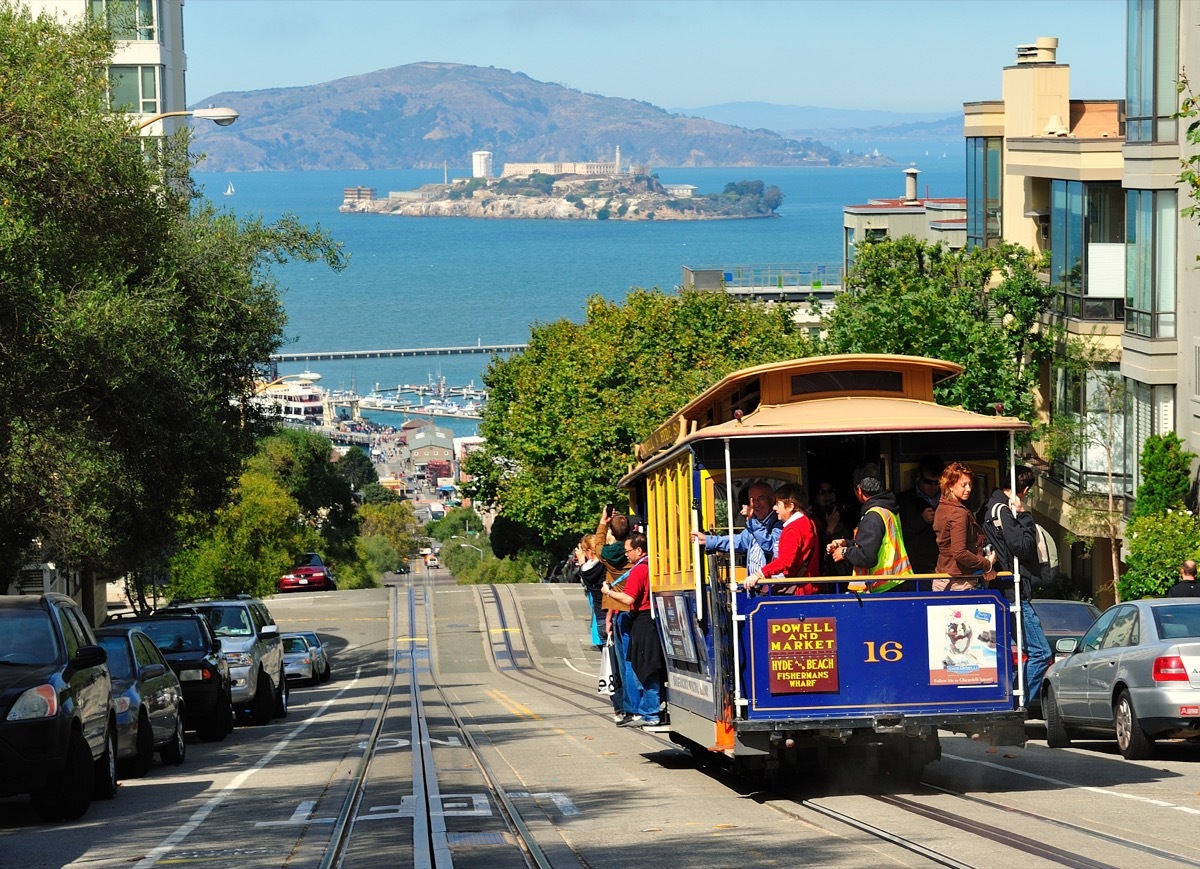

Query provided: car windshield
[136,620,203,652]
[1032,602,1100,634]
[1153,604,1200,640]
[0,611,58,665]
[283,637,308,653]
[197,606,253,638]
[98,636,135,679]
[299,632,321,647]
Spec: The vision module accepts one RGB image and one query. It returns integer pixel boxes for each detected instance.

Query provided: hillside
[189,62,894,172]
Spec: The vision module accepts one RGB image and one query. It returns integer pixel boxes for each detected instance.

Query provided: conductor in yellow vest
[827,463,913,590]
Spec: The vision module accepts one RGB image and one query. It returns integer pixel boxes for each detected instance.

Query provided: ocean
[195,154,962,436]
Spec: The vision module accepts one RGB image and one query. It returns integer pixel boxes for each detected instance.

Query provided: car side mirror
[260,624,279,639]
[74,644,108,669]
[212,637,221,653]
[1055,636,1079,655]
[141,663,166,679]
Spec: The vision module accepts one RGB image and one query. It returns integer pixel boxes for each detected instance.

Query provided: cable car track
[319,576,550,868]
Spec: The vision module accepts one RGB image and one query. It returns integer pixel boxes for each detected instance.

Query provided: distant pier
[272,343,526,364]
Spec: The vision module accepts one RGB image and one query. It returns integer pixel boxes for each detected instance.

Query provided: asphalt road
[4,579,1200,868]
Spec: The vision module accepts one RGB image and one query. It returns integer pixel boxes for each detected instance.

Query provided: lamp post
[137,106,239,131]
[450,536,484,560]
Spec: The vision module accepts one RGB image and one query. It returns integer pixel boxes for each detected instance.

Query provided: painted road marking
[945,751,1200,815]
[135,668,363,867]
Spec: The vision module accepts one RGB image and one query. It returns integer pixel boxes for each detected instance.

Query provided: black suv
[164,597,286,726]
[104,610,234,741]
[0,593,119,820]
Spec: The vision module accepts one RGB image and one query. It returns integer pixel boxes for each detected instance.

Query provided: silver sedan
[1043,599,1200,759]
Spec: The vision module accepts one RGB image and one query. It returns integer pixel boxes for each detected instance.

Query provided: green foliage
[334,536,388,589]
[1121,509,1200,600]
[360,482,402,505]
[822,237,1055,423]
[464,288,813,544]
[1176,73,1200,221]
[359,501,422,559]
[426,507,481,541]
[453,552,540,585]
[249,429,359,553]
[1132,432,1195,519]
[0,6,344,582]
[336,446,379,491]
[595,205,611,220]
[167,469,321,600]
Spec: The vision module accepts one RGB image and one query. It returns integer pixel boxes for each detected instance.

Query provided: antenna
[444,160,448,184]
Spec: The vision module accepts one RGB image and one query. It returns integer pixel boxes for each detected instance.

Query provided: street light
[450,536,484,559]
[137,106,239,131]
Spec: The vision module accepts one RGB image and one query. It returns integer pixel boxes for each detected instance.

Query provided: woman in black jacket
[577,534,608,647]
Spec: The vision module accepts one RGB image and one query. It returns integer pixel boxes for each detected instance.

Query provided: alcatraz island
[340,149,783,221]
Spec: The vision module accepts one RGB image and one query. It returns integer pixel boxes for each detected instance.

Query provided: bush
[455,555,540,585]
[1120,509,1200,600]
[1132,432,1195,519]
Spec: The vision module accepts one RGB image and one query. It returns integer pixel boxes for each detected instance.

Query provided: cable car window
[791,370,904,396]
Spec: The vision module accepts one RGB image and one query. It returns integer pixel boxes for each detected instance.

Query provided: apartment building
[958,0,1199,604]
[23,0,188,135]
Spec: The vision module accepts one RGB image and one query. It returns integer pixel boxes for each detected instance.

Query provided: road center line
[134,668,363,868]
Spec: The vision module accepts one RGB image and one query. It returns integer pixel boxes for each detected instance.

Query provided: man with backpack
[980,466,1053,716]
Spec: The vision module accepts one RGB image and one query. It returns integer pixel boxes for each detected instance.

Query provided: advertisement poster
[655,595,698,663]
[765,617,839,694]
[926,604,999,686]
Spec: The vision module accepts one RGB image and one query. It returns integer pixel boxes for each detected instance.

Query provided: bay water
[195,158,962,435]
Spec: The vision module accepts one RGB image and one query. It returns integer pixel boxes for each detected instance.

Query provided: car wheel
[309,663,320,687]
[93,723,119,800]
[1043,685,1071,748]
[30,728,94,821]
[124,711,155,778]
[321,661,331,683]
[1115,689,1155,760]
[160,713,186,766]
[199,689,232,742]
[274,672,289,719]
[250,669,275,725]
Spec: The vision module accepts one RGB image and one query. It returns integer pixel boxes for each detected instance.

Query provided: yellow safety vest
[851,506,912,592]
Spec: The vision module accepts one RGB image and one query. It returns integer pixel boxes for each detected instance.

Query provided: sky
[184,0,1126,115]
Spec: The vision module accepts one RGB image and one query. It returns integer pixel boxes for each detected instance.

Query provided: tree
[821,237,1056,423]
[0,7,346,589]
[359,501,422,560]
[1131,432,1196,519]
[464,288,813,544]
[336,446,379,491]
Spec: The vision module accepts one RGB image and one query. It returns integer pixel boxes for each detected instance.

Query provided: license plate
[1181,705,1200,716]
[299,578,308,584]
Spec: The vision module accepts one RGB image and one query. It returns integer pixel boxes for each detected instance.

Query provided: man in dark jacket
[1167,560,1200,597]
[828,463,910,583]
[896,454,943,575]
[980,466,1052,713]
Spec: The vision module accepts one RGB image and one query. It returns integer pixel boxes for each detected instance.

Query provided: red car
[278,554,337,593]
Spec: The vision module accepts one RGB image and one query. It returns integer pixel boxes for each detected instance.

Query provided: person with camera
[980,467,1052,712]
[932,462,997,591]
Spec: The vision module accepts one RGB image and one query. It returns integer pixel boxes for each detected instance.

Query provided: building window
[90,0,158,42]
[1126,0,1178,143]
[1052,361,1129,493]
[1125,188,1176,338]
[108,65,160,114]
[966,137,1002,250]
[1050,180,1125,320]
[1125,379,1175,496]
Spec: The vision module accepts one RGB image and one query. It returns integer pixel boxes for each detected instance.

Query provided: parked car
[281,634,319,687]
[395,561,412,575]
[102,611,233,741]
[0,593,118,821]
[95,626,186,776]
[1043,599,1200,759]
[293,630,331,682]
[278,552,337,593]
[165,597,286,726]
[1032,599,1103,663]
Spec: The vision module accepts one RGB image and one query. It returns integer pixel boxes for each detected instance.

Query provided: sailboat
[224,181,235,196]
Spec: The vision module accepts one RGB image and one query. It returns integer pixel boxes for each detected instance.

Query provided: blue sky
[185,0,1126,114]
